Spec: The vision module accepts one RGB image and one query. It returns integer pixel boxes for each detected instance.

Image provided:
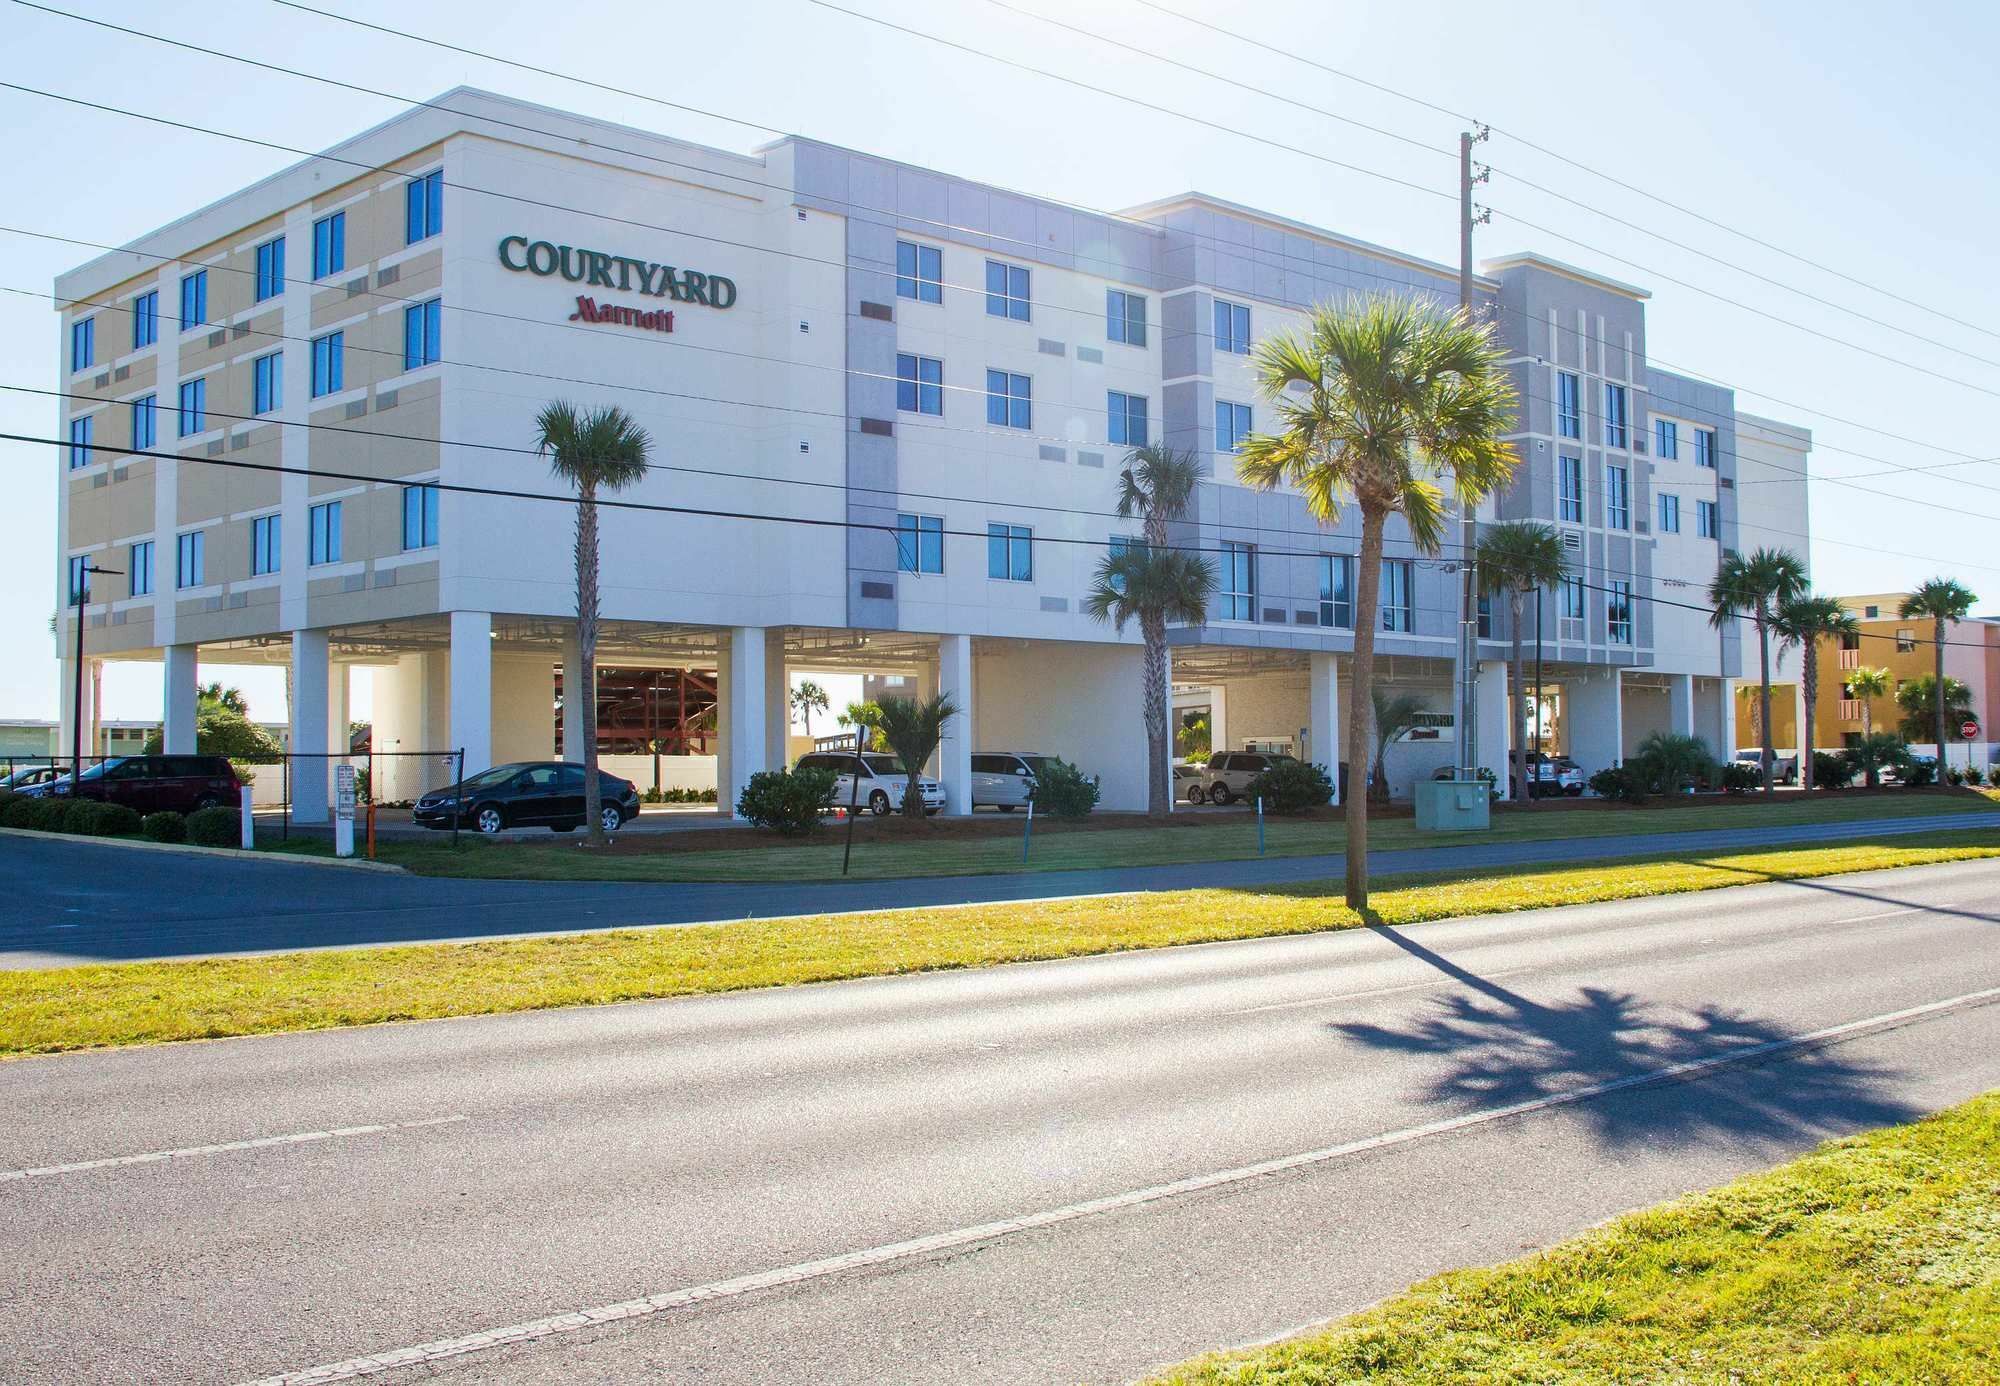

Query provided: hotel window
[179,269,207,331]
[128,540,154,597]
[1695,428,1717,468]
[1107,390,1149,447]
[311,332,344,397]
[1658,492,1680,533]
[1215,400,1252,454]
[986,370,1031,429]
[1214,299,1250,354]
[987,523,1032,581]
[1606,464,1630,530]
[1106,534,1145,593]
[312,212,345,279]
[1221,542,1256,621]
[1556,370,1580,439]
[1696,498,1717,538]
[67,416,92,470]
[70,317,94,372]
[176,378,206,437]
[895,241,942,303]
[1603,384,1628,447]
[176,530,205,589]
[1106,289,1147,347]
[1864,604,1880,618]
[251,514,281,576]
[1897,628,1916,653]
[131,394,156,450]
[984,260,1030,321]
[896,353,943,416]
[1655,419,1678,460]
[896,513,943,574]
[309,500,343,566]
[67,556,89,605]
[1477,594,1494,638]
[1559,573,1585,621]
[1381,560,1414,632]
[252,351,283,415]
[406,169,443,244]
[1558,454,1583,523]
[1319,554,1353,629]
[402,484,440,551]
[403,299,442,370]
[1607,579,1633,644]
[254,236,285,301]
[132,290,158,349]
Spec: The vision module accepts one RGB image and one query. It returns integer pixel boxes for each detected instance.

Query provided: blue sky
[5,0,1997,723]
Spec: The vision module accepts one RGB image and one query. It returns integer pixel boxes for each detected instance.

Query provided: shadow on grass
[1333,904,1920,1151]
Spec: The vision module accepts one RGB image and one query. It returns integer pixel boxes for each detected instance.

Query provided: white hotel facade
[52,89,1809,820]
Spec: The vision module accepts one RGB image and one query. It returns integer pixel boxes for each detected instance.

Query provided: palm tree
[1236,294,1518,908]
[1771,593,1858,791]
[873,693,959,819]
[1845,665,1892,787]
[1901,579,1978,764]
[790,679,829,741]
[1474,521,1565,806]
[536,401,652,845]
[1708,548,1807,797]
[197,680,248,714]
[1369,688,1427,805]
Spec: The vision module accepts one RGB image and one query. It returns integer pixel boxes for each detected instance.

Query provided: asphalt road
[2,859,1999,1384]
[1,808,1995,968]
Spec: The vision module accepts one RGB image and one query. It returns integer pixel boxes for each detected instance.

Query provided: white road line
[238,984,2000,1386]
[1227,966,1539,1016]
[0,1115,468,1183]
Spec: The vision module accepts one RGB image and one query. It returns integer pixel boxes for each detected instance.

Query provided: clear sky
[5,0,1997,726]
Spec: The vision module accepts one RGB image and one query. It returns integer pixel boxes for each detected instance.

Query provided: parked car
[1734,747,1800,785]
[1174,763,1207,802]
[0,765,67,792]
[412,761,639,834]
[970,752,1056,811]
[793,751,944,816]
[23,754,240,814]
[1518,751,1585,798]
[1190,751,1298,806]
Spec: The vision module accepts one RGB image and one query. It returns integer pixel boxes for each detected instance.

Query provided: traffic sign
[1961,718,1981,740]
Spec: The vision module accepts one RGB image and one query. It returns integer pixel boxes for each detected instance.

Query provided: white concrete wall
[599,753,716,793]
[1214,671,1308,753]
[491,655,555,766]
[973,640,1148,811]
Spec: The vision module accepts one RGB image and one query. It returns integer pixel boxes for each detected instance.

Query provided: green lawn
[1150,1091,2000,1384]
[7,829,1998,1056]
[277,791,1996,882]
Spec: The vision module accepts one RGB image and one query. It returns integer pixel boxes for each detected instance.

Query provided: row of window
[1554,454,1718,537]
[894,354,1257,454]
[66,302,442,467]
[70,170,441,372]
[1553,370,1718,465]
[67,487,441,601]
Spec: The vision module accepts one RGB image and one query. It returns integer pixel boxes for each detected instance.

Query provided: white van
[971,752,1055,811]
[793,751,944,815]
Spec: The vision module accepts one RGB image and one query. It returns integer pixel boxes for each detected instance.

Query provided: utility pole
[1455,126,1490,783]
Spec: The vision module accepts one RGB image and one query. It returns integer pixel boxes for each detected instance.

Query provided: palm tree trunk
[1800,640,1817,792]
[578,481,606,845]
[1346,506,1388,910]
[1934,615,1947,775]
[1757,608,1775,798]
[1509,590,1527,808]
[1141,611,1169,818]
[1861,694,1876,789]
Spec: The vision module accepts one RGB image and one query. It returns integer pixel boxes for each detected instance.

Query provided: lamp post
[69,561,123,786]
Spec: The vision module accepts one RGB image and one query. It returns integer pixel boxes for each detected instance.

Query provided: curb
[0,826,408,873]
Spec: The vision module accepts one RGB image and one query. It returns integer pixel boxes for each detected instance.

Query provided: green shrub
[0,796,42,829]
[1242,758,1333,815]
[186,805,240,847]
[26,798,70,831]
[1630,732,1714,797]
[1945,766,1965,787]
[60,799,109,835]
[1028,757,1102,818]
[142,811,187,843]
[1588,765,1647,803]
[1812,751,1853,790]
[735,767,837,835]
[1841,733,1910,788]
[94,803,143,836]
[1718,761,1762,794]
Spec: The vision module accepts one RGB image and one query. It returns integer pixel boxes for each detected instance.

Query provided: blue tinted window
[984,260,1030,321]
[179,270,207,331]
[253,352,283,415]
[70,317,94,372]
[132,291,158,349]
[312,212,346,279]
[251,514,281,576]
[1215,400,1251,453]
[403,299,442,369]
[309,501,342,565]
[311,332,344,397]
[895,241,942,303]
[1108,391,1148,447]
[129,541,153,597]
[176,378,205,437]
[985,370,1031,429]
[896,513,943,574]
[67,415,92,470]
[406,170,443,244]
[987,523,1032,581]
[1214,300,1250,354]
[403,484,440,550]
[131,394,156,450]
[896,353,943,415]
[255,236,285,301]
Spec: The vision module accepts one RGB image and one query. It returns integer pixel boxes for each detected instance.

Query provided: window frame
[1558,454,1583,524]
[1107,390,1149,447]
[175,529,205,589]
[251,513,281,577]
[67,415,92,471]
[252,351,283,416]
[1606,463,1630,530]
[896,353,944,416]
[895,512,944,574]
[1559,573,1585,621]
[254,236,286,302]
[405,169,444,245]
[70,317,94,373]
[894,240,943,303]
[1695,428,1717,469]
[1221,541,1256,621]
[131,394,156,450]
[1215,400,1252,455]
[176,378,206,438]
[312,212,346,280]
[1318,553,1354,629]
[984,260,1031,321]
[1214,299,1250,354]
[403,299,442,371]
[311,331,344,398]
[67,555,89,605]
[402,484,440,551]
[1655,418,1678,460]
[985,369,1031,429]
[1603,383,1628,448]
[132,290,158,350]
[1381,559,1414,632]
[128,540,154,597]
[1696,498,1718,539]
[308,500,343,566]
[1556,370,1581,439]
[1658,491,1680,534]
[1106,289,1147,347]
[178,269,207,333]
[1607,579,1633,644]
[987,522,1033,582]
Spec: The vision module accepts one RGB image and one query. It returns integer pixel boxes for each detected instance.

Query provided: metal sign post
[333,763,357,858]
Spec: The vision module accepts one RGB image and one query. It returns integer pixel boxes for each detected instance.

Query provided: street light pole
[69,561,122,785]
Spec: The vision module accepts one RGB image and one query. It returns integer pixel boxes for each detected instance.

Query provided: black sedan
[412,762,641,835]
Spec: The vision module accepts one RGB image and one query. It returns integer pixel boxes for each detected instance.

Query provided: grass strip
[5,831,1998,1057]
[1149,1090,2000,1384]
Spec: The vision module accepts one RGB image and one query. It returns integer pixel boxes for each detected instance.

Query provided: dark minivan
[412,762,641,835]
[29,755,241,814]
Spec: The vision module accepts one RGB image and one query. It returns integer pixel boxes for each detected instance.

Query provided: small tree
[1369,688,1427,805]
[872,693,959,819]
[790,679,829,741]
[1901,579,1978,765]
[1630,731,1713,796]
[1846,665,1892,745]
[1708,547,1807,797]
[1771,592,1858,791]
[1474,521,1566,805]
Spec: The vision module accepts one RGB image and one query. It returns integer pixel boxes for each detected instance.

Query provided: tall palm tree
[873,693,959,819]
[1771,593,1858,791]
[536,401,652,845]
[1901,579,1978,764]
[1708,547,1807,798]
[1236,294,1518,908]
[790,679,829,741]
[1845,665,1892,787]
[1087,443,1214,818]
[1474,521,1565,807]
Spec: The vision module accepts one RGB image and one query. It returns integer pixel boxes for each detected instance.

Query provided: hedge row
[0,790,239,847]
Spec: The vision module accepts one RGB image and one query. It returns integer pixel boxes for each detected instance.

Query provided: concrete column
[449,610,493,778]
[1720,678,1739,759]
[1567,668,1625,782]
[57,657,96,768]
[937,634,973,815]
[328,660,351,766]
[723,626,768,816]
[290,628,330,825]
[1476,659,1510,798]
[1308,652,1341,806]
[561,627,586,764]
[764,630,790,773]
[1668,673,1697,742]
[163,643,199,754]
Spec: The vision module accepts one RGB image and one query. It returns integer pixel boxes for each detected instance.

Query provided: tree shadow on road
[1329,914,1919,1153]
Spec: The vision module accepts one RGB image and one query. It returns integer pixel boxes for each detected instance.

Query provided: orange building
[1807,593,2000,756]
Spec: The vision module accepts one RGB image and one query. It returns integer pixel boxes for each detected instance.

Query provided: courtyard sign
[497,235,738,308]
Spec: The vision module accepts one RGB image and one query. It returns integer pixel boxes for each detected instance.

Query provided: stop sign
[1962,718,1981,740]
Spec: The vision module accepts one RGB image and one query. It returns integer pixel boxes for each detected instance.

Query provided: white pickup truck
[1734,747,1800,786]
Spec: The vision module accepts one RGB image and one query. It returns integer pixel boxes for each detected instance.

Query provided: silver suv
[1191,751,1298,806]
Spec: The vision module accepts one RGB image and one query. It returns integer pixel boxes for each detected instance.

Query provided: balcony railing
[1839,699,1863,721]
[1838,647,1860,670]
